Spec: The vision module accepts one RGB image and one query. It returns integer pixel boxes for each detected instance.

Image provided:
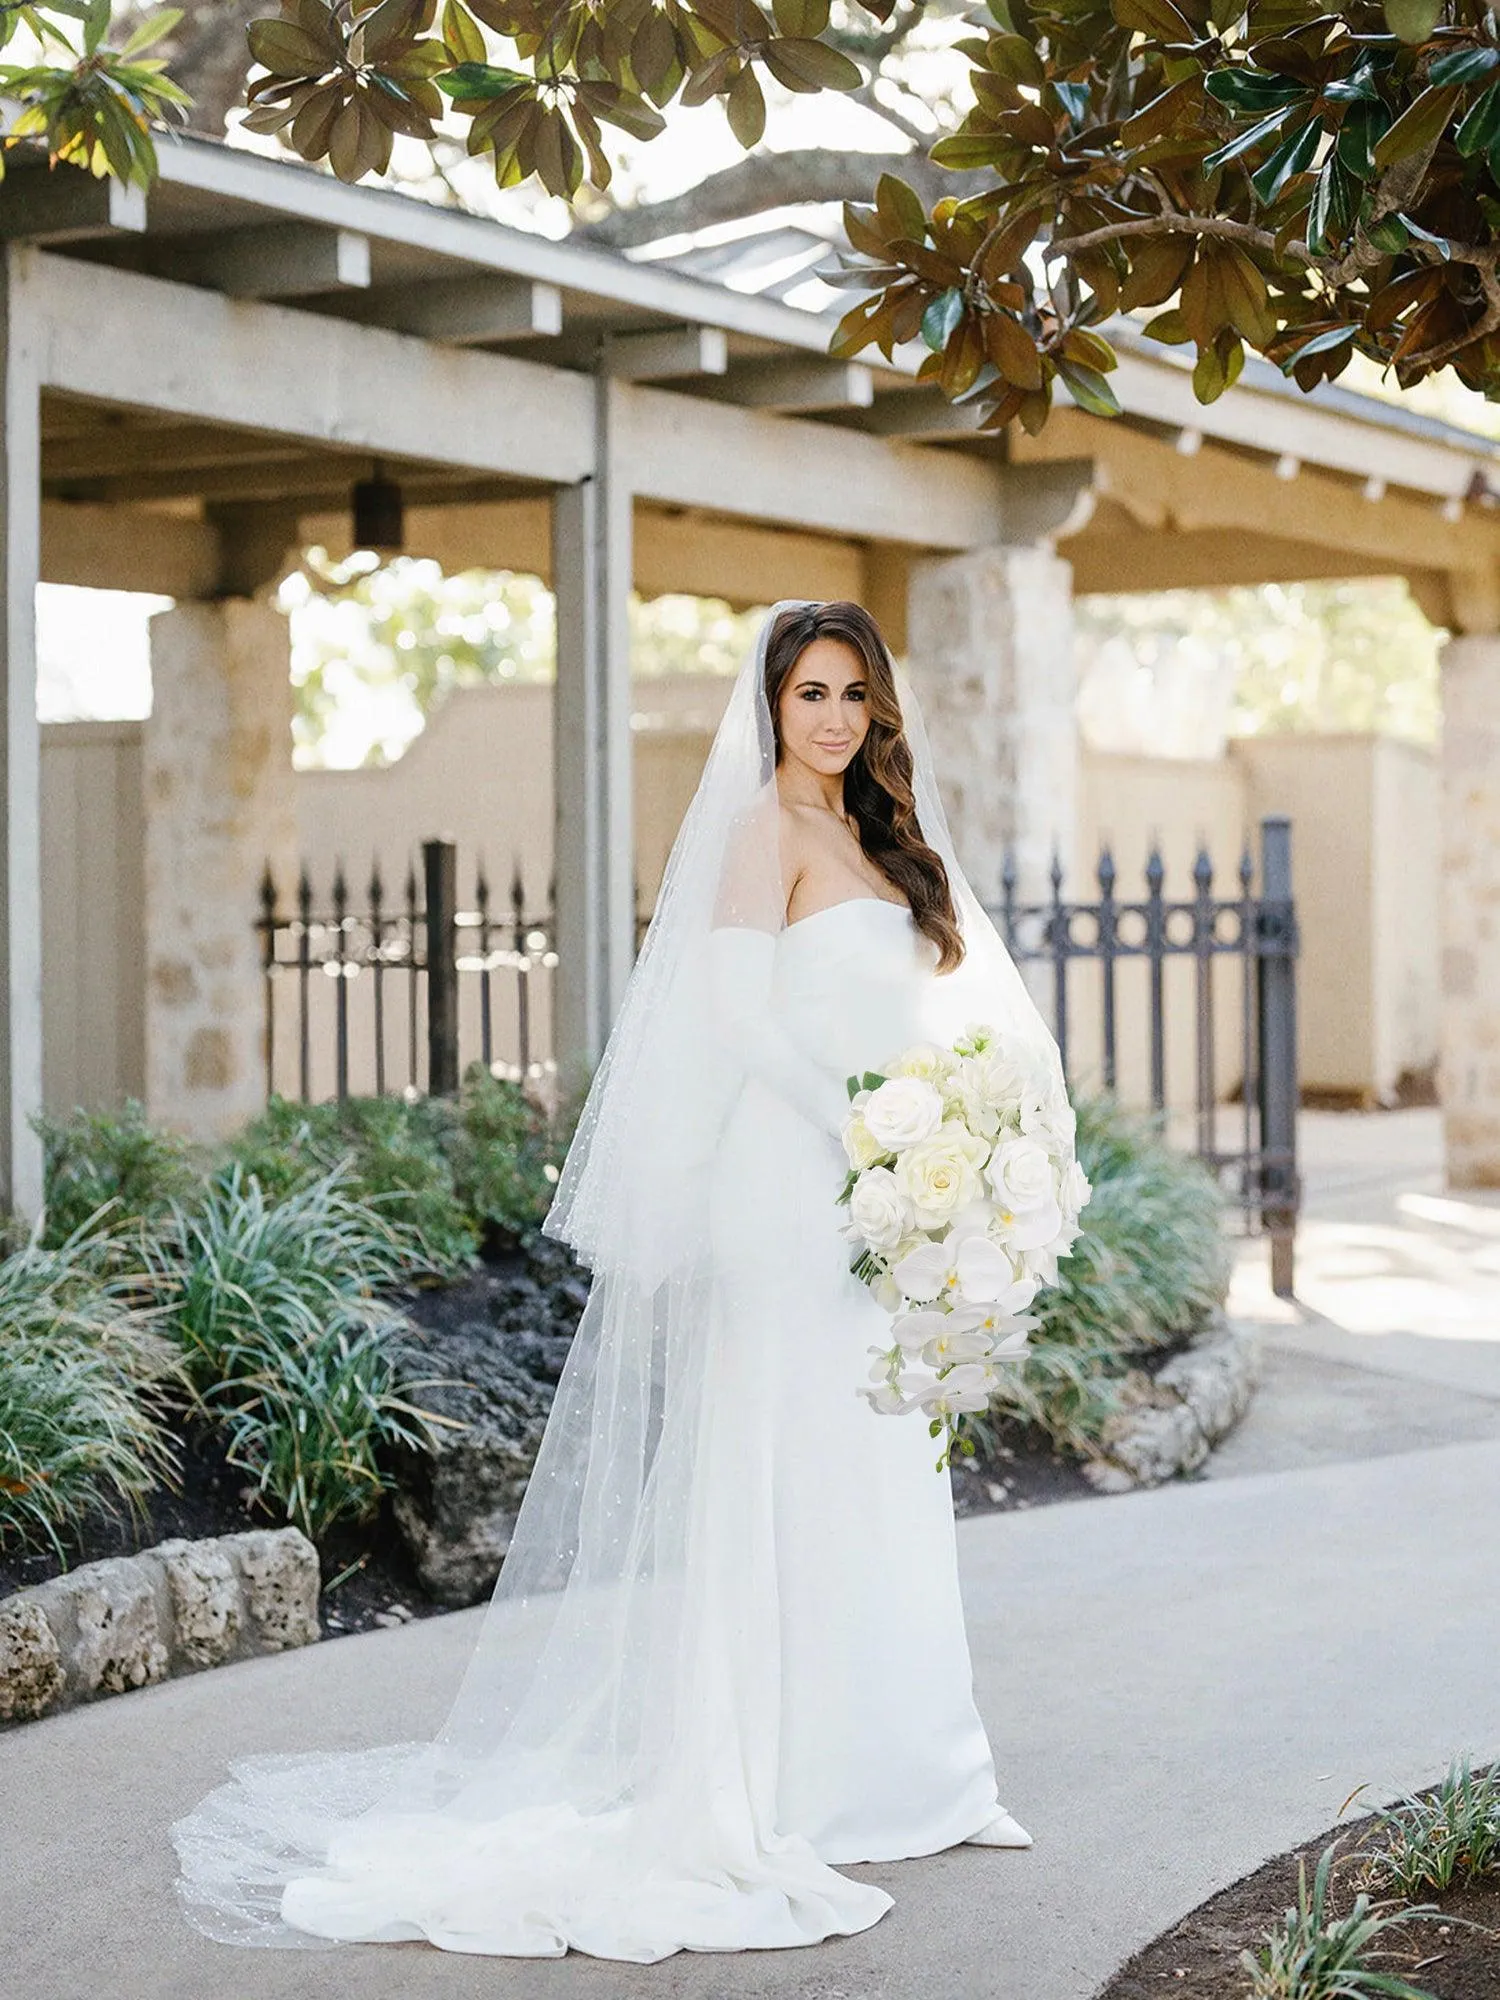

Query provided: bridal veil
[171,599,1062,1956]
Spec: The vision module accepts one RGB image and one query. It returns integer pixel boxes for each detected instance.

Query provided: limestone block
[56,1557,169,1697]
[0,1598,65,1722]
[1091,1319,1261,1489]
[229,1527,320,1651]
[155,1538,242,1669]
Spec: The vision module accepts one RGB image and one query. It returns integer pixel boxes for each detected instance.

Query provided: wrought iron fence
[257,840,556,1104]
[260,817,1299,1289]
[989,815,1299,1294]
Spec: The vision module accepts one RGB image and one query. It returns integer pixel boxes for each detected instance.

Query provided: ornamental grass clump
[975,1093,1230,1460]
[1366,1758,1500,1899]
[0,1222,179,1557]
[144,1166,446,1543]
[1240,1843,1441,2000]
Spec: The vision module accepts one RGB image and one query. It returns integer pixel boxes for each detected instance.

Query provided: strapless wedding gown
[175,898,1006,1960]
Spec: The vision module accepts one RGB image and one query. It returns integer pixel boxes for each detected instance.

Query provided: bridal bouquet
[838,1024,1091,1469]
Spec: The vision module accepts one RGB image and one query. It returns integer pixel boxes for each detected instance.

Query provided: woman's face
[776,637,871,780]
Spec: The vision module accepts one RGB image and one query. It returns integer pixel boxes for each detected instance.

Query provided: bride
[172,598,1074,1962]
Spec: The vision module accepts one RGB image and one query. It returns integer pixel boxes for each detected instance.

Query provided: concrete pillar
[1440,631,1500,1186]
[144,599,295,1142]
[904,543,1077,903]
[0,246,44,1217]
[551,367,634,1091]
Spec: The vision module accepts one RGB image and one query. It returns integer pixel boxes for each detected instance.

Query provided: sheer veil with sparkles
[171,599,1062,1956]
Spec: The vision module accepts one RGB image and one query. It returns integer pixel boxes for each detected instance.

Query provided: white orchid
[904,1362,993,1417]
[858,1381,913,1415]
[892,1230,1021,1307]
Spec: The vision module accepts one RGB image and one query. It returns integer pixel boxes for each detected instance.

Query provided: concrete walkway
[5,1111,1498,2000]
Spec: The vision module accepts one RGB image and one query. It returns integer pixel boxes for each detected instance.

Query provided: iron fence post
[424,838,460,1096]
[1256,815,1299,1297]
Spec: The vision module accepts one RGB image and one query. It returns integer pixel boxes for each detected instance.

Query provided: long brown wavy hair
[764,601,964,973]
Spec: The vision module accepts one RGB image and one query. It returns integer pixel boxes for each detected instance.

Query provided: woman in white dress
[172,599,1070,1962]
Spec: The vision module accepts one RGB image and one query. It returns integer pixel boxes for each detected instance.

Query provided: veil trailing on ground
[171,600,1064,1959]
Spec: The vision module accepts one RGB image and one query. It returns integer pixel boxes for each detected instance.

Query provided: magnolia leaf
[725,63,764,147]
[1370,84,1460,169]
[1204,67,1307,114]
[1057,359,1121,417]
[1248,115,1320,206]
[875,172,927,245]
[1277,323,1355,374]
[921,286,965,351]
[436,61,533,98]
[1142,305,1192,343]
[248,19,342,76]
[1336,98,1391,179]
[1382,0,1442,43]
[982,308,1044,389]
[1202,101,1296,176]
[1428,46,1500,88]
[1454,79,1500,159]
[441,0,487,63]
[760,37,862,93]
[1119,234,1193,310]
[772,0,831,33]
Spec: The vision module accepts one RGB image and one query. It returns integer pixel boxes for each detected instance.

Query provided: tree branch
[574,146,966,249]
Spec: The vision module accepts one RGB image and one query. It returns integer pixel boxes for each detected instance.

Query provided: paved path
[5,1110,1498,2000]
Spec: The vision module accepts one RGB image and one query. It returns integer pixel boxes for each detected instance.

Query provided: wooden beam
[1021,412,1500,582]
[720,359,874,410]
[0,169,146,243]
[0,249,45,1215]
[19,249,596,486]
[604,326,728,380]
[620,379,1006,549]
[153,223,372,298]
[358,276,563,344]
[44,422,309,482]
[40,501,221,595]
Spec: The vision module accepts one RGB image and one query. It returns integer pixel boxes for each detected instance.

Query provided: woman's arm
[707,925,850,1138]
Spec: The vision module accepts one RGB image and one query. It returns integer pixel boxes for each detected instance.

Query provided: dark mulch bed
[1097,1801,1500,2000]
[3,1239,1160,1637]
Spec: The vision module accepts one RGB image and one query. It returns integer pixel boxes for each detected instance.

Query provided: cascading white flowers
[838,1024,1092,1469]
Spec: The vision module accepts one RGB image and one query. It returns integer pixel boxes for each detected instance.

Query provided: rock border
[1084,1313,1261,1492]
[0,1526,319,1728]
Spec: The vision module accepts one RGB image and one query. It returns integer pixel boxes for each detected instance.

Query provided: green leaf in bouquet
[860,1070,887,1092]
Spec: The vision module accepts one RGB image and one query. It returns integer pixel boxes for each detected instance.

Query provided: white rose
[987,1136,1055,1213]
[1021,1086,1075,1153]
[1058,1158,1093,1217]
[894,1121,989,1228]
[841,1113,889,1171]
[863,1075,944,1152]
[890,1042,953,1085]
[847,1166,912,1252]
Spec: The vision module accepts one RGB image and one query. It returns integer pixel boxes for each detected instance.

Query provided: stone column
[904,543,1077,903]
[1440,632,1500,1187]
[144,599,295,1142]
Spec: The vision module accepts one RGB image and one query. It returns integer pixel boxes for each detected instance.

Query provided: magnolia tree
[9,1,1500,433]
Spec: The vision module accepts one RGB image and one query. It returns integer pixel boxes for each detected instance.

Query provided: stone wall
[1440,634,1500,1186]
[0,1526,318,1727]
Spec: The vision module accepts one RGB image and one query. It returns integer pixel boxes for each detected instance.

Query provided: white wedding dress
[173,606,1058,1962]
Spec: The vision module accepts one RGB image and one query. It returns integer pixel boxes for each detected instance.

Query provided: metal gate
[991,816,1299,1293]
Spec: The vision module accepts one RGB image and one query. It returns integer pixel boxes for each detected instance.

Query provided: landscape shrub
[0,1223,179,1557]
[976,1093,1231,1460]
[34,1100,202,1252]
[447,1063,564,1246]
[229,1094,477,1277]
[143,1166,444,1543]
